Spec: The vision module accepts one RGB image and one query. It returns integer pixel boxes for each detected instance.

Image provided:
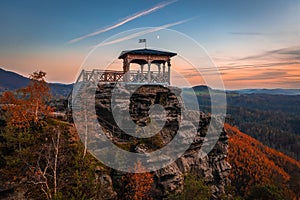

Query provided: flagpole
[139,39,147,49]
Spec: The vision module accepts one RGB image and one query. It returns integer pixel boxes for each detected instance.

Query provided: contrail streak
[92,18,193,48]
[68,0,177,44]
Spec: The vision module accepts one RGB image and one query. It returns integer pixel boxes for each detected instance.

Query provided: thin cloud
[212,61,300,72]
[68,0,178,44]
[269,46,300,60]
[229,32,264,36]
[179,61,300,74]
[239,46,300,61]
[227,71,288,81]
[92,18,194,48]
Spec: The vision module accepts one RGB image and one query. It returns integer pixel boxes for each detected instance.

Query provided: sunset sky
[0,0,300,89]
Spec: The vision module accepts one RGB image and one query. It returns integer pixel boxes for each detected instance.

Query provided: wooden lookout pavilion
[75,48,177,85]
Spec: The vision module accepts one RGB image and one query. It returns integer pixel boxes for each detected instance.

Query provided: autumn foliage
[225,123,300,198]
[124,160,154,200]
[1,71,52,129]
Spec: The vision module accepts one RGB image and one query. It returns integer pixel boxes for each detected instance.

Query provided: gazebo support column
[157,63,161,82]
[141,64,144,75]
[123,58,131,82]
[167,60,171,84]
[157,63,161,74]
[162,63,166,82]
[147,62,151,82]
[141,64,144,81]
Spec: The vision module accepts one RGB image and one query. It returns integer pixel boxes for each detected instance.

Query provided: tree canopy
[1,70,52,129]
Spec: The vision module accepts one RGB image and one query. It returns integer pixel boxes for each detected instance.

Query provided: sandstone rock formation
[91,83,231,199]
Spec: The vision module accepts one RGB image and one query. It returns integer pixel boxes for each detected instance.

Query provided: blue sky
[0,0,299,89]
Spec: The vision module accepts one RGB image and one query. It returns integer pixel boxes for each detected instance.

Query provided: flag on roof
[139,39,146,43]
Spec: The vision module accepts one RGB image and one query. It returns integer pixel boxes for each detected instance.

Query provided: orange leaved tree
[124,160,154,200]
[1,70,52,129]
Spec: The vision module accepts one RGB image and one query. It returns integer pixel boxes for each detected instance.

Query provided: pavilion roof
[118,48,177,59]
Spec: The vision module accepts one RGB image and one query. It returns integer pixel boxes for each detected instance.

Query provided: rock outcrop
[93,83,231,199]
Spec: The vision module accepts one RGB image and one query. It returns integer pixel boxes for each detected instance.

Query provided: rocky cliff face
[94,83,231,199]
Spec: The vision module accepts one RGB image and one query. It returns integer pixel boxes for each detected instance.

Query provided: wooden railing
[76,69,125,83]
[128,71,168,83]
[75,69,169,84]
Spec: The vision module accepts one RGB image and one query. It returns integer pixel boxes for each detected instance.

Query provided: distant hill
[0,68,72,98]
[49,83,73,98]
[183,85,300,96]
[230,88,300,95]
[0,68,29,91]
[182,85,213,95]
[184,85,298,97]
[192,85,211,92]
[226,123,300,198]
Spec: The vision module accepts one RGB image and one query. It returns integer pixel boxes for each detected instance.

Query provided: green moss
[246,184,292,200]
[168,174,211,200]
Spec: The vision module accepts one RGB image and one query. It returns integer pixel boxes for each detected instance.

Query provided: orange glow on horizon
[1,50,299,89]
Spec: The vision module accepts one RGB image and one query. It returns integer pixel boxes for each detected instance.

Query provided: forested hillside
[226,123,300,199]
[183,87,300,161]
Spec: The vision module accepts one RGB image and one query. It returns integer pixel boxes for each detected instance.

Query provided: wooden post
[157,63,161,74]
[163,63,166,82]
[167,60,171,84]
[141,64,144,74]
[147,61,151,82]
[123,58,130,82]
[141,64,144,81]
[82,69,87,81]
[157,63,161,82]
